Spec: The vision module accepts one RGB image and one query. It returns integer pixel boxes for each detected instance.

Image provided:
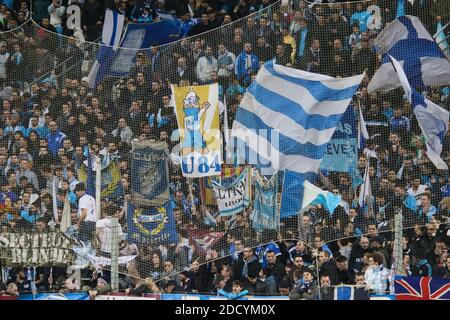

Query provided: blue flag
[127,202,177,245]
[251,172,279,231]
[87,9,125,89]
[106,17,182,80]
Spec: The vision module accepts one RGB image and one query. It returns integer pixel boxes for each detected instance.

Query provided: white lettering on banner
[0,232,73,266]
[325,142,357,155]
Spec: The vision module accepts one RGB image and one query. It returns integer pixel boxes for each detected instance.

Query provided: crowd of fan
[0,0,449,299]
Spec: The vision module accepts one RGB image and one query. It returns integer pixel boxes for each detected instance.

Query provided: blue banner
[320,107,358,172]
[251,172,279,231]
[131,140,170,207]
[127,202,177,245]
[18,293,89,300]
[109,18,182,79]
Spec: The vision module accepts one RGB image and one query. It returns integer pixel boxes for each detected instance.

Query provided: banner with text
[127,202,177,246]
[320,107,357,172]
[171,84,222,178]
[0,230,74,266]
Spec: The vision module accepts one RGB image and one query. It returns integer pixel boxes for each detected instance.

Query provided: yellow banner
[171,84,222,177]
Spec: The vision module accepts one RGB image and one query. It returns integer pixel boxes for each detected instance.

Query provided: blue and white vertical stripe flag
[87,9,125,89]
[368,15,450,94]
[230,61,364,218]
[389,55,449,170]
[230,60,365,177]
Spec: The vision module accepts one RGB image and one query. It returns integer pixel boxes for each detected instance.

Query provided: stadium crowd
[0,0,449,299]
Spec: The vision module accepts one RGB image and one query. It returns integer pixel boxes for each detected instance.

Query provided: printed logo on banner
[212,167,250,216]
[320,107,358,172]
[127,202,177,245]
[171,84,222,178]
[131,140,170,207]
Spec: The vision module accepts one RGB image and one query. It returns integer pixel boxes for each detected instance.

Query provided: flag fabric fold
[231,61,364,218]
[389,55,449,170]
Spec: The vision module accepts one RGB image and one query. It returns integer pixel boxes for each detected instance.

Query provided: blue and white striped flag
[87,9,125,89]
[230,61,364,218]
[368,15,450,94]
[389,55,449,170]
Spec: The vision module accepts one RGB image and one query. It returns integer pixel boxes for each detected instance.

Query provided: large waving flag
[368,15,450,93]
[390,55,449,170]
[230,61,363,219]
[87,9,125,89]
[230,60,364,175]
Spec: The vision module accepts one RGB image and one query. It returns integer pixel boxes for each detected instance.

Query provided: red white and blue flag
[394,276,450,300]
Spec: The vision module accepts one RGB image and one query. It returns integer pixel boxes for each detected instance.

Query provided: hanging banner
[171,84,222,178]
[78,159,122,200]
[204,165,245,206]
[188,230,225,257]
[131,140,170,207]
[211,167,250,216]
[0,230,74,266]
[320,107,358,172]
[127,202,177,246]
[251,171,279,231]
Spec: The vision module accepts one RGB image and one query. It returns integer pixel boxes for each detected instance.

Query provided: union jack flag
[394,276,450,300]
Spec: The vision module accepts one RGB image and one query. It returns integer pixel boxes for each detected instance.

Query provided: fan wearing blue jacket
[235,43,259,87]
[350,3,370,33]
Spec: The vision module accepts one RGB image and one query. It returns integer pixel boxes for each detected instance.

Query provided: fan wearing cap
[74,182,97,243]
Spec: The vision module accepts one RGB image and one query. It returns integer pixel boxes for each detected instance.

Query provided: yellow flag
[171,83,222,177]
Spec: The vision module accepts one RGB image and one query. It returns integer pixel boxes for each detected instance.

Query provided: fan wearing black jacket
[232,246,259,281]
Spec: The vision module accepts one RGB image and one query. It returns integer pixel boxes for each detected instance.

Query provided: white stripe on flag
[272,63,365,90]
[231,121,322,174]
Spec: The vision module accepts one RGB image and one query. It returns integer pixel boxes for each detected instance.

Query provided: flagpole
[52,177,58,223]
